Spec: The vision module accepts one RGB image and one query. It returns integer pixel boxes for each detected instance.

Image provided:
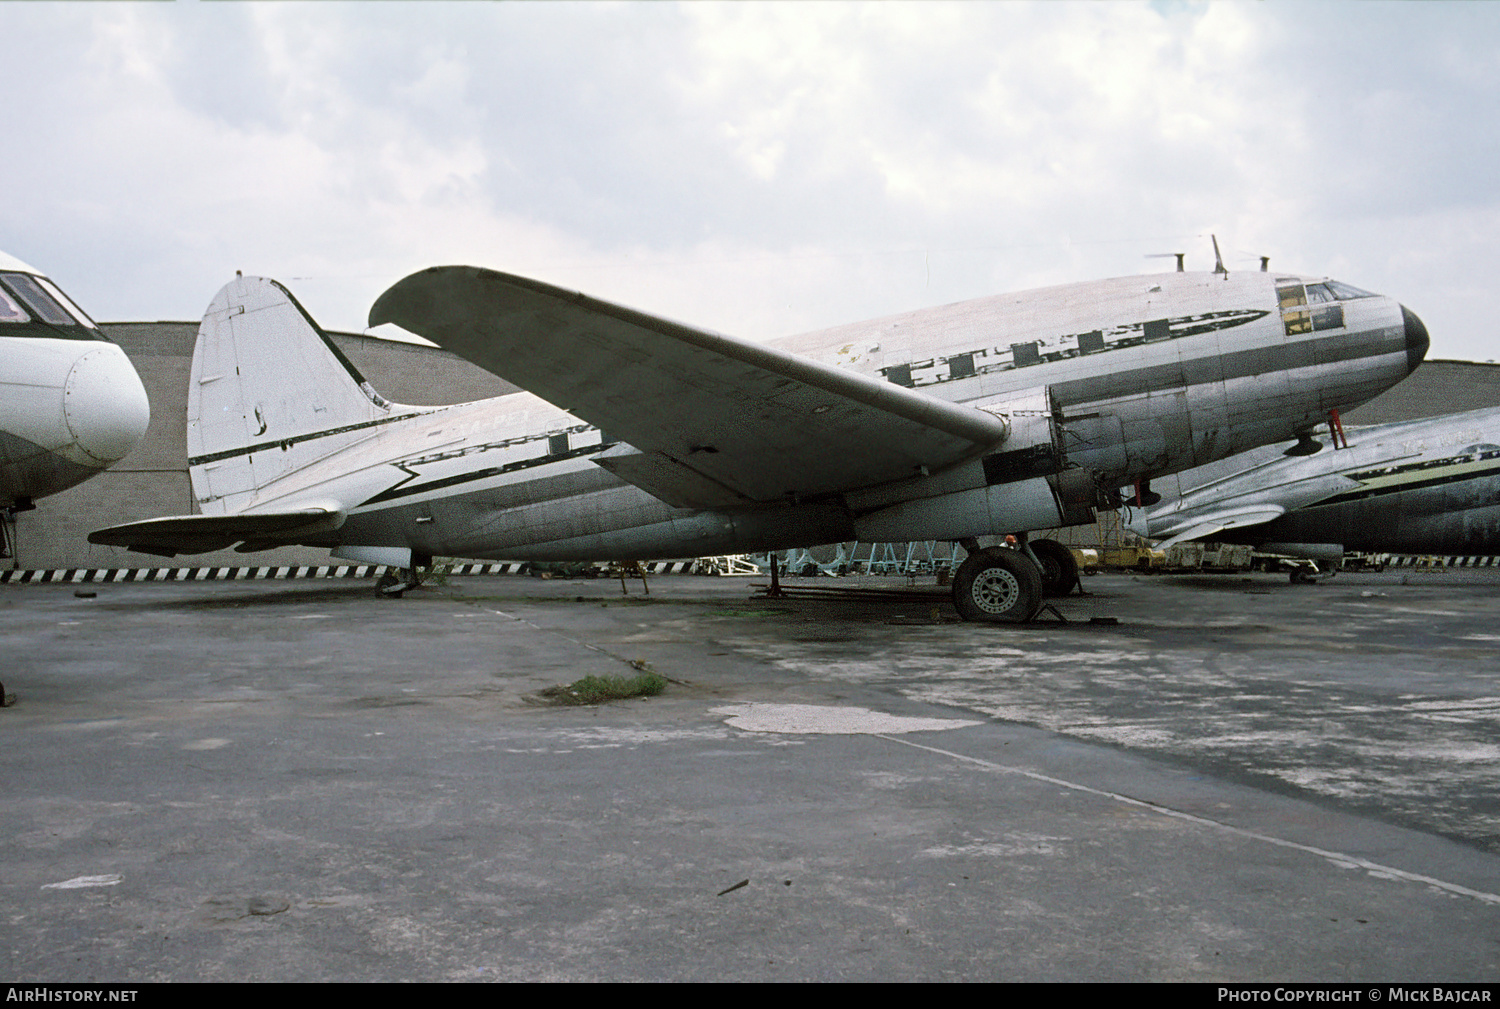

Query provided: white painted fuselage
[0,253,151,508]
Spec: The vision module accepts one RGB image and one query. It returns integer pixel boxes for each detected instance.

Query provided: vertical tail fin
[188,276,402,514]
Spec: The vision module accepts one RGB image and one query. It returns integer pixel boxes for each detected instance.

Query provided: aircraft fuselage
[1142,407,1500,557]
[0,255,151,508]
[239,270,1424,562]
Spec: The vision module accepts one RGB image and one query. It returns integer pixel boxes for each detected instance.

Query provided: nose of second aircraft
[63,346,152,466]
[1402,305,1430,375]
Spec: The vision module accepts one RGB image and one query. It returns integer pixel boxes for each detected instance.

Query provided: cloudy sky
[4,1,1498,360]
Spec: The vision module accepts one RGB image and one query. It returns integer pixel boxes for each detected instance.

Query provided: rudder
[188,276,400,514]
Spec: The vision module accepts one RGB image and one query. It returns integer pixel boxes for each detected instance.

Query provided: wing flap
[89,508,345,557]
[591,445,752,509]
[369,267,1010,503]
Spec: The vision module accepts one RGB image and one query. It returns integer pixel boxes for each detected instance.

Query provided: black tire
[1030,538,1079,597]
[952,548,1044,623]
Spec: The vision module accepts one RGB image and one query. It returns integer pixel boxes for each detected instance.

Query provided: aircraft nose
[63,346,152,465]
[1402,304,1430,374]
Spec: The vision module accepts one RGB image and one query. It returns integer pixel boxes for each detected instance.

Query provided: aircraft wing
[1152,506,1287,549]
[369,267,1009,507]
[88,508,345,557]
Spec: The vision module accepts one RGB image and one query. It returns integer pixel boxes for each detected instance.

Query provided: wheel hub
[970,567,1021,614]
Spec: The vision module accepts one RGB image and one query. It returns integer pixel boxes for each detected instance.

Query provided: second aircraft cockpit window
[0,272,107,340]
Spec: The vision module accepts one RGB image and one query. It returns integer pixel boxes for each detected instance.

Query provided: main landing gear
[952,547,1043,623]
[951,536,1080,623]
[376,553,433,597]
[1029,537,1080,597]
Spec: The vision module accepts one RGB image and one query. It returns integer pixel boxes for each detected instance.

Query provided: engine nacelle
[854,468,1098,542]
[852,388,1102,542]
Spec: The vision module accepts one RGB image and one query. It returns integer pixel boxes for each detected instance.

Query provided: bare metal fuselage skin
[178,269,1423,563]
[1139,407,1500,556]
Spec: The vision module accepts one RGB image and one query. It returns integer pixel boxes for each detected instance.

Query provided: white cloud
[0,1,1497,361]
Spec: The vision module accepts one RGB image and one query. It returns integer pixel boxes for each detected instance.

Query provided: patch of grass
[541,661,667,705]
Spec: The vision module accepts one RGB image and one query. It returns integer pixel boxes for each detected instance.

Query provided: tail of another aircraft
[188,276,407,515]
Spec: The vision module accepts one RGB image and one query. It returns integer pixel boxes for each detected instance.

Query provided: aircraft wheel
[1030,538,1079,597]
[953,548,1043,623]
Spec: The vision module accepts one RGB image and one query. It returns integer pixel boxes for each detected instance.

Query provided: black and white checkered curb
[0,559,708,585]
[0,562,523,584]
[1380,555,1500,568]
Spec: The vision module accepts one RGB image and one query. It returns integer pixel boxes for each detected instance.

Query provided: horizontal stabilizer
[1154,506,1286,548]
[89,508,345,557]
[369,267,1010,502]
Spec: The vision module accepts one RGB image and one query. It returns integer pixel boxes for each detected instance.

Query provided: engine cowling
[852,388,1103,541]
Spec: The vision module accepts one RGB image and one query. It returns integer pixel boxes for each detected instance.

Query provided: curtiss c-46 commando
[91,264,1427,621]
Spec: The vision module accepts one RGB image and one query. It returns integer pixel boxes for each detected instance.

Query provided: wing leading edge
[369,267,1010,506]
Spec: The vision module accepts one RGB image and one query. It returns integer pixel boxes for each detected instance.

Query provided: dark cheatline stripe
[359,443,606,506]
[187,411,423,467]
[1052,325,1401,407]
[1307,461,1500,509]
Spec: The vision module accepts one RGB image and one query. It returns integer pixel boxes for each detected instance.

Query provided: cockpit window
[1277,280,1346,335]
[33,276,98,328]
[1,273,77,326]
[0,286,29,323]
[1277,283,1311,334]
[1326,280,1376,300]
[0,273,108,340]
[1276,277,1379,337]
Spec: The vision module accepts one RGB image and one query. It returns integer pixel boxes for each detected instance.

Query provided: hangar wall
[1340,359,1500,425]
[10,313,1500,571]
